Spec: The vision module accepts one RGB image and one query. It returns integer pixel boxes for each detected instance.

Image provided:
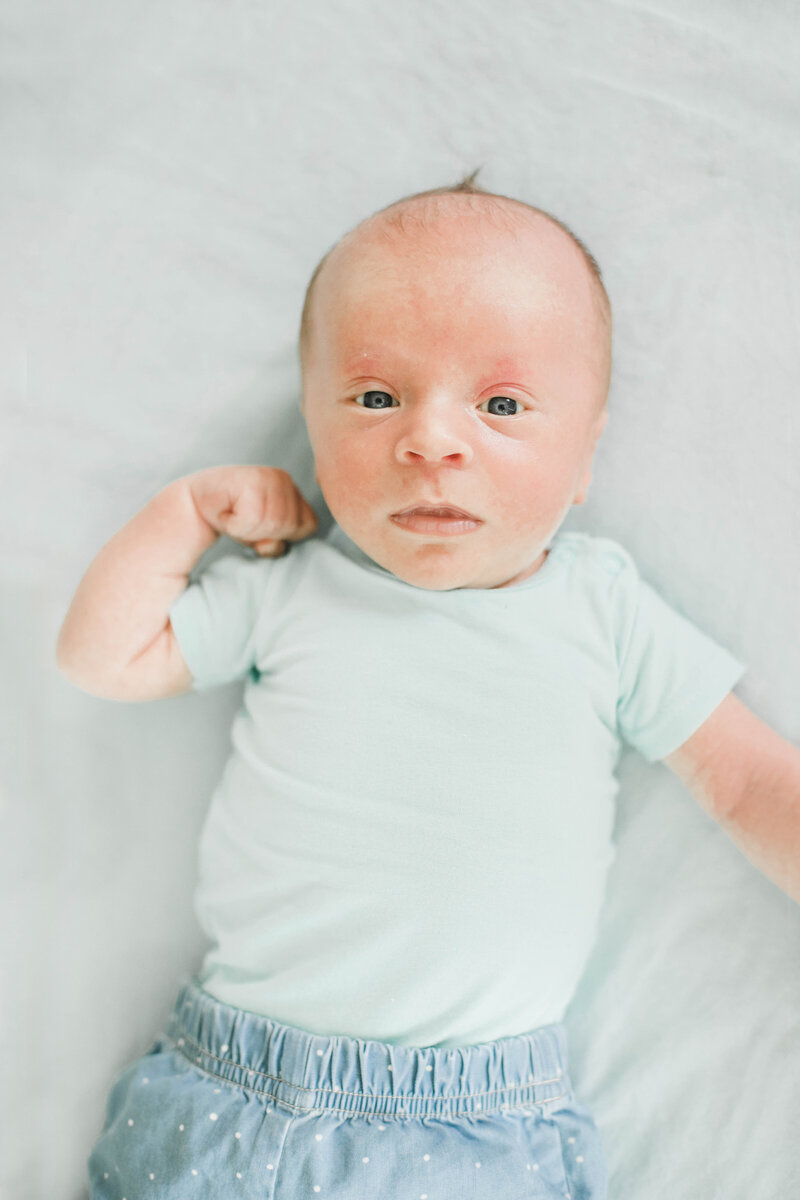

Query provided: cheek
[322,428,386,477]
[490,452,569,532]
[314,437,384,510]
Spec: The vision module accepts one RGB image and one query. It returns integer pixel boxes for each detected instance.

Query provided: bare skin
[300,198,610,591]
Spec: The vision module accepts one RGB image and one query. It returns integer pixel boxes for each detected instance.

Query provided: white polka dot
[236,1172,242,1179]
[142,1077,149,1084]
[221,1044,229,1053]
[426,1065,432,1071]
[197,1056,202,1063]
[177,1038,185,1046]
[387,1064,393,1071]
[315,1134,323,1142]
[378,1125,386,1131]
[313,1188,320,1193]
[210,1113,218,1120]
[127,1119,134,1127]
[214,1088,221,1094]
[103,1174,108,1180]
[316,1049,323,1056]
[576,1155,584,1163]
[475,1161,482,1168]
[191,1170,198,1176]
[149,1174,155,1180]
[423,1154,430,1161]
[179,1125,184,1131]
[421,1194,428,1199]
[568,1136,576,1144]
[533,1163,540,1171]
[475,1102,481,1110]
[235,1131,241,1139]
[267,1164,274,1170]
[362,1156,369,1163]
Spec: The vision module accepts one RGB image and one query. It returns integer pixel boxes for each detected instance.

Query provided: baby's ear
[592,407,609,440]
[573,461,594,506]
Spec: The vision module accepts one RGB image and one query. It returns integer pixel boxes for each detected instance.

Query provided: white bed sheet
[3,1,799,1196]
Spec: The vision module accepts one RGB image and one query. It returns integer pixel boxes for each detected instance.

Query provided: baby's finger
[254,538,287,556]
[285,495,319,541]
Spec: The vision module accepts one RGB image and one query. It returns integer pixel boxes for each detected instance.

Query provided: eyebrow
[339,353,400,374]
[339,354,533,378]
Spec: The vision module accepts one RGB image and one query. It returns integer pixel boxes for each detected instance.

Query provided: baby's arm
[55,465,317,702]
[662,693,800,903]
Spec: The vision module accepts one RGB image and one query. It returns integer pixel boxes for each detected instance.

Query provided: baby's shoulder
[558,530,636,580]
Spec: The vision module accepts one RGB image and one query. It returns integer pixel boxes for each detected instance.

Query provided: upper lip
[392,502,482,520]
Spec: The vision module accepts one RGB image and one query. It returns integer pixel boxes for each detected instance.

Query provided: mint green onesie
[167,523,746,1048]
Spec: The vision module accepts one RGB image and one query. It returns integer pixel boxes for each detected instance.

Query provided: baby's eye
[353,391,524,415]
[354,390,397,409]
[478,396,524,416]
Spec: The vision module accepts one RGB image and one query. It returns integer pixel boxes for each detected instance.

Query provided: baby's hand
[187,464,319,556]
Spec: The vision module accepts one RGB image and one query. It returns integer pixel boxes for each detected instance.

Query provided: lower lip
[390,512,483,535]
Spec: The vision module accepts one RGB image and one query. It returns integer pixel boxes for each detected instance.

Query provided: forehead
[313,214,597,369]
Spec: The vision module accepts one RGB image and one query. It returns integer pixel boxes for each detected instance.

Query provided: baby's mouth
[391,504,482,521]
[389,505,485,536]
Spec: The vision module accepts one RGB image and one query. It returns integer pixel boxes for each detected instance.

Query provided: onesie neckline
[322,523,572,594]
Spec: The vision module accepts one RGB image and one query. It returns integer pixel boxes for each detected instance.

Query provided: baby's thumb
[299,500,319,536]
[255,499,318,556]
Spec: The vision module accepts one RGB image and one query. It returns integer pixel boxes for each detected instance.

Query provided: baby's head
[298,172,611,591]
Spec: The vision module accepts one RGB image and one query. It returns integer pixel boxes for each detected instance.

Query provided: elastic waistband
[164,977,571,1118]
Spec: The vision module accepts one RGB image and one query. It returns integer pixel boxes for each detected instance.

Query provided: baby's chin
[388,566,475,592]
[366,535,513,591]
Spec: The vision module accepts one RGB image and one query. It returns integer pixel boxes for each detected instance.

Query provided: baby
[57,173,800,1200]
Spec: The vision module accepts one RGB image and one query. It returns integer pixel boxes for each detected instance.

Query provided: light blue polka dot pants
[88,977,607,1199]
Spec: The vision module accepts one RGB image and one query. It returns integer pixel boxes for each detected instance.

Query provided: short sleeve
[614,556,747,763]
[167,551,275,692]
